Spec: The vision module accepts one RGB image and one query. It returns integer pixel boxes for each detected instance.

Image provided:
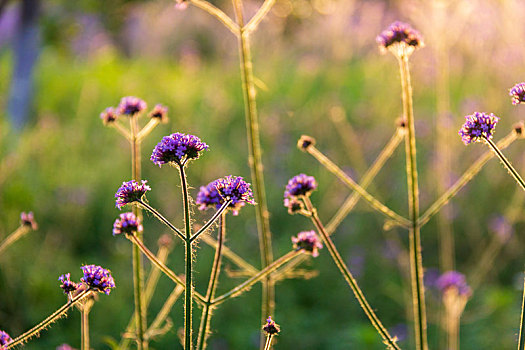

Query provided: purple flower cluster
[196,176,255,215]
[284,174,317,198]
[115,180,151,209]
[436,271,471,297]
[376,21,423,53]
[80,265,116,295]
[510,82,525,105]
[458,112,499,145]
[150,133,209,167]
[113,212,143,236]
[262,316,280,335]
[0,330,12,349]
[20,211,38,230]
[56,344,77,350]
[292,230,323,257]
[118,96,147,116]
[149,104,169,123]
[100,107,118,125]
[59,273,78,294]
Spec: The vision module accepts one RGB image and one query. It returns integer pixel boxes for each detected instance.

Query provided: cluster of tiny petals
[0,330,12,348]
[196,176,255,215]
[115,180,151,209]
[376,21,423,53]
[459,112,500,145]
[292,230,323,257]
[59,273,78,294]
[284,174,317,198]
[100,107,118,125]
[436,271,471,297]
[20,211,38,230]
[80,265,116,295]
[118,96,147,115]
[56,344,76,350]
[510,82,525,105]
[150,133,209,167]
[262,316,280,335]
[149,104,169,123]
[284,197,303,214]
[113,212,143,236]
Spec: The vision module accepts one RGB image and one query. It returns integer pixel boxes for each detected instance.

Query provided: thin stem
[212,250,300,306]
[190,200,231,243]
[0,225,31,255]
[112,121,131,140]
[138,200,185,241]
[199,234,259,276]
[6,289,91,349]
[81,308,90,350]
[306,145,410,227]
[397,53,427,350]
[303,197,401,350]
[518,273,525,350]
[244,0,277,34]
[418,131,518,227]
[484,137,525,192]
[263,334,274,350]
[197,214,226,350]
[137,119,159,142]
[188,0,239,35]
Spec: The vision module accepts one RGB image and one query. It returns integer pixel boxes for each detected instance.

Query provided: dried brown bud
[513,121,524,137]
[297,135,316,151]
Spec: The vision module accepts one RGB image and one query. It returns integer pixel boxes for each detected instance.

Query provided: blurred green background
[2,0,525,348]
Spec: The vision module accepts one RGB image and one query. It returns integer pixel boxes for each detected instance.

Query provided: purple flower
[376,21,423,54]
[458,112,499,145]
[262,316,280,335]
[20,211,38,230]
[436,271,471,297]
[0,330,12,349]
[196,176,255,215]
[100,107,118,125]
[510,82,525,105]
[149,104,169,123]
[80,265,116,295]
[292,230,323,257]
[118,96,147,116]
[284,174,317,199]
[115,180,151,209]
[59,273,78,294]
[56,344,77,350]
[150,133,209,167]
[113,212,143,236]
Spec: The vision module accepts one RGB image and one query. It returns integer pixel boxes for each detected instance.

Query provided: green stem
[484,137,525,192]
[188,0,239,35]
[197,214,226,350]
[303,197,401,350]
[190,200,231,243]
[81,308,90,350]
[518,273,525,350]
[6,289,91,349]
[397,54,427,350]
[0,225,31,255]
[138,200,185,241]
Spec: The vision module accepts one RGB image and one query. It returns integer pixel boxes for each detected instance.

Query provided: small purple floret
[80,265,116,295]
[510,83,525,105]
[56,344,77,350]
[376,21,423,52]
[149,104,169,123]
[118,96,147,116]
[196,176,255,215]
[262,316,280,335]
[150,133,209,167]
[20,211,38,230]
[284,197,303,214]
[100,107,118,125]
[113,212,143,236]
[284,174,317,199]
[115,180,151,209]
[292,230,323,257]
[459,112,499,145]
[0,330,12,349]
[436,271,471,297]
[59,273,78,294]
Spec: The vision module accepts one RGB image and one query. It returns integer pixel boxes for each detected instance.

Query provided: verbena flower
[150,133,209,167]
[292,230,323,257]
[436,271,471,297]
[115,180,151,209]
[100,107,118,125]
[20,211,38,230]
[118,96,147,116]
[510,82,525,105]
[458,112,499,145]
[59,273,78,294]
[376,21,423,55]
[80,265,116,295]
[149,104,169,123]
[0,330,12,349]
[284,174,317,199]
[284,197,304,215]
[113,212,143,236]
[196,175,255,215]
[262,316,280,335]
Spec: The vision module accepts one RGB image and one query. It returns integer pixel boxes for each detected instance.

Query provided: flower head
[284,197,304,215]
[292,230,323,257]
[196,176,255,215]
[376,21,423,56]
[262,316,280,335]
[59,273,79,294]
[510,82,525,105]
[115,180,151,209]
[80,265,116,295]
[100,107,118,125]
[459,112,499,145]
[297,135,316,152]
[20,211,38,230]
[284,174,317,199]
[151,133,209,167]
[118,96,147,116]
[0,330,12,349]
[113,212,143,236]
[149,104,169,123]
[436,271,471,297]
[56,344,77,350]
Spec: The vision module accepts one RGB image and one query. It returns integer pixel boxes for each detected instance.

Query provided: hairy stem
[190,200,231,243]
[138,200,185,241]
[484,136,525,192]
[518,273,525,350]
